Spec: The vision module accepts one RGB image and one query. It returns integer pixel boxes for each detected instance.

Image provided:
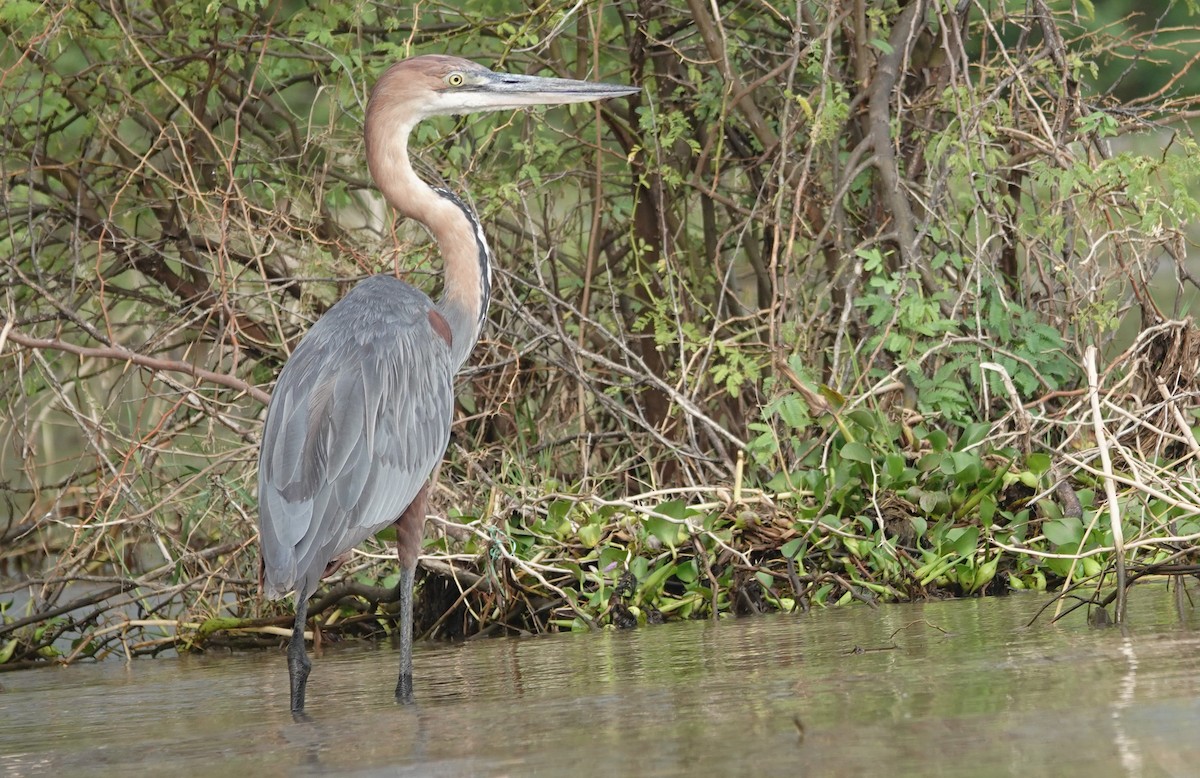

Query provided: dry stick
[1153,376,1200,456]
[2,326,270,404]
[1084,345,1128,622]
[0,584,135,639]
[979,362,1033,454]
[563,6,610,480]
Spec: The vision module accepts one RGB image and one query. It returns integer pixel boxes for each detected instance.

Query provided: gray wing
[257,275,455,600]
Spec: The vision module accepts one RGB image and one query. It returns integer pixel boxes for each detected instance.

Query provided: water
[1,585,1198,777]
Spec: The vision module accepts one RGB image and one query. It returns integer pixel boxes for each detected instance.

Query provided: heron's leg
[288,590,312,713]
[393,483,429,704]
[395,562,416,703]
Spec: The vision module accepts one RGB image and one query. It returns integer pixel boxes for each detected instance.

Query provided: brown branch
[683,0,780,153]
[1,325,271,405]
[865,0,950,314]
[0,583,135,639]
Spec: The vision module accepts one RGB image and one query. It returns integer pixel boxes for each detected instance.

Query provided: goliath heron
[257,55,636,713]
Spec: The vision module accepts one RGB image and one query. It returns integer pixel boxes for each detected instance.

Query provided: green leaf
[781,537,805,559]
[638,562,678,602]
[926,430,949,452]
[644,500,692,546]
[917,451,944,472]
[778,394,810,430]
[918,490,943,514]
[884,453,906,481]
[598,545,626,574]
[1025,453,1052,476]
[841,441,873,463]
[577,522,602,548]
[1043,516,1084,548]
[940,451,977,476]
[846,409,878,431]
[979,494,996,526]
[966,556,998,593]
[948,526,979,557]
[955,422,991,451]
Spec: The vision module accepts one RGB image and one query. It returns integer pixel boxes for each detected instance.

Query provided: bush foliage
[2,0,1199,666]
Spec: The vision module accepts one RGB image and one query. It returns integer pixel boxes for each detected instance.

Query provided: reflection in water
[1112,635,1141,777]
[1,586,1199,777]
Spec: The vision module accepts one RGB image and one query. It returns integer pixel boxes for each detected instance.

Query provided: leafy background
[1,0,1199,665]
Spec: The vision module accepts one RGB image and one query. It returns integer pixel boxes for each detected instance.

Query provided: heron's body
[258,275,454,601]
[256,54,635,713]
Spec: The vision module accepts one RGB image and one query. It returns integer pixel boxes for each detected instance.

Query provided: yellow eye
[447,72,464,87]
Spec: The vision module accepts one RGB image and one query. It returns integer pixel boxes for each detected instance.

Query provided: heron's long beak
[462,70,639,111]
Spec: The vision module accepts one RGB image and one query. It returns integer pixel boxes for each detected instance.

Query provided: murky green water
[1,585,1198,777]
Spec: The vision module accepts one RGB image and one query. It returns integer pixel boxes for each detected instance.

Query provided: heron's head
[368,55,638,125]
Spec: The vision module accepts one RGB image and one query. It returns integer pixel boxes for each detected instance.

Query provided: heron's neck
[367,120,492,370]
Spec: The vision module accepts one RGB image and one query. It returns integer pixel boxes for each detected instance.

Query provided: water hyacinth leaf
[598,546,627,576]
[818,514,844,532]
[968,557,999,593]
[658,592,705,614]
[917,451,944,472]
[1038,498,1062,522]
[1024,453,1052,476]
[955,422,991,451]
[645,514,687,546]
[547,498,572,524]
[646,499,692,546]
[949,526,979,558]
[1079,556,1104,579]
[939,451,971,476]
[979,494,996,526]
[918,490,943,514]
[1043,516,1085,548]
[577,522,602,548]
[639,562,678,602]
[841,441,873,463]
[551,514,573,540]
[925,429,950,452]
[559,561,584,585]
[951,458,981,485]
[846,409,878,431]
[1076,489,1096,510]
[654,499,691,521]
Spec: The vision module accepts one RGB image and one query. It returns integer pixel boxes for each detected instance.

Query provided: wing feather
[258,275,455,599]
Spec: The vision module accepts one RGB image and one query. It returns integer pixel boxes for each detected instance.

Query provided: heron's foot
[395,672,414,705]
[288,647,312,713]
